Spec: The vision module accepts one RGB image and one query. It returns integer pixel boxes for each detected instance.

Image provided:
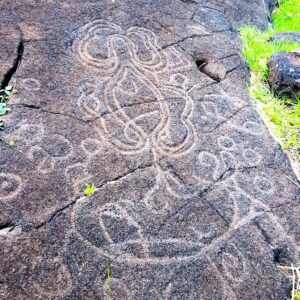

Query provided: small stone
[268,50,300,95]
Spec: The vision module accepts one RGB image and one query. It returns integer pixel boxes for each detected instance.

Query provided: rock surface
[268,50,300,95]
[224,0,276,30]
[271,31,300,44]
[0,1,299,299]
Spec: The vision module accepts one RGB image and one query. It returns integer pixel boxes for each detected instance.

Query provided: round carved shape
[0,173,22,201]
[34,260,72,298]
[42,135,72,158]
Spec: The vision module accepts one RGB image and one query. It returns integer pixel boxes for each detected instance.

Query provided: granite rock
[0,1,299,299]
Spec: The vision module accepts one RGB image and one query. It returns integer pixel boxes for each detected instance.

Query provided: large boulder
[0,1,299,299]
[268,50,300,95]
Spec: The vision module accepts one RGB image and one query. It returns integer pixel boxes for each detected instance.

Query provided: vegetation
[241,1,300,297]
[292,266,300,300]
[0,83,19,150]
[279,265,300,300]
[274,0,300,31]
[0,84,17,124]
[0,103,10,116]
[240,0,300,162]
[84,183,96,196]
[106,260,111,300]
[0,85,18,102]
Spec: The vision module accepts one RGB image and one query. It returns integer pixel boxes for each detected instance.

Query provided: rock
[270,31,300,43]
[224,0,276,30]
[0,1,299,299]
[0,31,22,89]
[197,60,227,82]
[268,50,300,95]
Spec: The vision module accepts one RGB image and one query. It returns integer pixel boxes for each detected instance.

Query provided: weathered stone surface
[0,1,299,299]
[270,31,300,44]
[224,0,276,30]
[268,50,300,95]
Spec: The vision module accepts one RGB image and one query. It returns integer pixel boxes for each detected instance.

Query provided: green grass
[240,0,300,162]
[273,0,300,31]
[106,260,111,300]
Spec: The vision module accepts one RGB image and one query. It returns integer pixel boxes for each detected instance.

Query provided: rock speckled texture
[0,1,299,299]
[224,0,276,30]
[271,31,300,43]
[268,50,300,95]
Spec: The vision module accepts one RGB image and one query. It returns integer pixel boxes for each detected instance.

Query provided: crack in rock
[34,163,155,230]
[1,38,24,89]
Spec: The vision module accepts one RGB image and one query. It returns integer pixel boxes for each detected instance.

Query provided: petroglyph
[64,20,300,268]
[6,121,75,175]
[74,20,196,157]
[33,259,72,298]
[1,2,300,298]
[0,173,22,201]
[220,245,248,283]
